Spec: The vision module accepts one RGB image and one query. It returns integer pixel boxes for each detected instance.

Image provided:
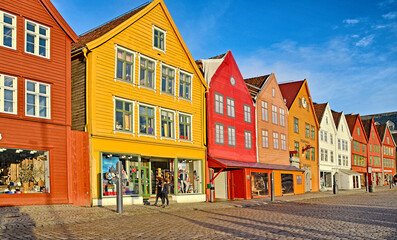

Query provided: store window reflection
[102,153,139,196]
[281,174,294,194]
[251,172,268,197]
[178,159,202,194]
[0,147,50,194]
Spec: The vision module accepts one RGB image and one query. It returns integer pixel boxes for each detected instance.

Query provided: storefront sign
[384,170,393,173]
[371,168,382,173]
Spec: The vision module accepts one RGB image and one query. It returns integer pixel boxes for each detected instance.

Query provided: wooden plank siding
[71,55,87,131]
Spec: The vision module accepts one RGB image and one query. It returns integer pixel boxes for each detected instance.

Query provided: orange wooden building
[362,118,382,186]
[245,74,305,196]
[376,124,396,184]
[279,80,319,192]
[0,0,89,206]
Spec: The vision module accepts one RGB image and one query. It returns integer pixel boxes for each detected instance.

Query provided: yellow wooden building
[71,0,208,205]
[279,80,319,192]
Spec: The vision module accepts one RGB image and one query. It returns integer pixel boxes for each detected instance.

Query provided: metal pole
[270,172,275,202]
[333,174,338,194]
[116,161,123,214]
[366,173,369,192]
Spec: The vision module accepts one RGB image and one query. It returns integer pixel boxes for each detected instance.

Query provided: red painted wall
[366,120,382,183]
[382,127,396,178]
[351,116,368,173]
[207,52,257,162]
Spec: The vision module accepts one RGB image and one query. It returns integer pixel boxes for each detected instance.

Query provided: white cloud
[378,0,396,8]
[351,34,360,38]
[355,35,375,47]
[382,12,397,20]
[343,19,359,25]
[375,25,387,29]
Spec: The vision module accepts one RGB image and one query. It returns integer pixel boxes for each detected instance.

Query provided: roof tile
[278,80,305,109]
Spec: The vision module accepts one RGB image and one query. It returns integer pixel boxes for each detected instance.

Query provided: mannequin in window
[179,169,190,193]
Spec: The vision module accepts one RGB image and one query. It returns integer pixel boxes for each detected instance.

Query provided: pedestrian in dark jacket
[154,177,163,206]
[161,178,170,208]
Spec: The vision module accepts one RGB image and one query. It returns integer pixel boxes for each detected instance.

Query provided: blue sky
[53,0,397,115]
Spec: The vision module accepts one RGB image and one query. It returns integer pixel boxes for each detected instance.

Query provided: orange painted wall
[287,81,319,192]
[350,116,367,173]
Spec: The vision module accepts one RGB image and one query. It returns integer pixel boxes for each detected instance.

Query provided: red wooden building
[345,114,368,188]
[377,124,396,184]
[0,0,89,206]
[361,118,382,186]
[197,51,260,200]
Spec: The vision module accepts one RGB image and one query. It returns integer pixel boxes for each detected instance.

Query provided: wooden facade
[377,124,396,184]
[362,118,382,186]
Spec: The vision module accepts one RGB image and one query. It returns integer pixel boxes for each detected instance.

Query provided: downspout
[82,47,89,132]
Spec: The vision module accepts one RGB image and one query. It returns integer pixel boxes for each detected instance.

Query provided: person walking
[154,177,163,206]
[161,178,170,208]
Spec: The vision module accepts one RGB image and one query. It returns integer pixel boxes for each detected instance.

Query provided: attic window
[272,88,275,97]
[153,25,165,52]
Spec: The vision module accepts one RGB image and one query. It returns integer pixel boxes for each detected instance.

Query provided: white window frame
[330,134,333,144]
[262,130,269,148]
[25,19,50,59]
[178,69,193,101]
[330,151,334,163]
[273,132,279,149]
[281,134,286,150]
[114,45,136,84]
[261,101,268,121]
[159,107,176,140]
[227,126,236,147]
[160,62,177,96]
[245,130,252,149]
[0,74,17,114]
[138,54,157,91]
[214,92,224,115]
[0,11,17,50]
[113,96,135,134]
[280,108,285,126]
[137,102,157,138]
[215,122,224,145]
[226,97,235,118]
[152,25,166,53]
[178,112,193,142]
[25,79,51,119]
[272,105,278,124]
[244,104,251,123]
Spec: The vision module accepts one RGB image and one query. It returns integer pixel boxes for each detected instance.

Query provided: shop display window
[0,147,50,194]
[281,174,294,194]
[102,153,139,197]
[178,159,202,194]
[150,158,174,195]
[251,172,268,197]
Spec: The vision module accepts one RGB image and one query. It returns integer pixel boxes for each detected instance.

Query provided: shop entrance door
[140,164,150,197]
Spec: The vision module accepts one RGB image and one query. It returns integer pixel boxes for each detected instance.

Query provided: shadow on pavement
[0,206,36,239]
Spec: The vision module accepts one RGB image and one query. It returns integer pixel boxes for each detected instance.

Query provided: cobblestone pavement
[1,187,396,239]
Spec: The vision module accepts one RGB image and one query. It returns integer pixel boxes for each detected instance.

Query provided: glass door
[140,161,150,197]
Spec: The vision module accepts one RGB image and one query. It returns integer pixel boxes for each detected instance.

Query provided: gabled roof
[196,52,228,86]
[345,114,357,134]
[40,0,78,42]
[71,2,149,51]
[209,53,227,59]
[278,80,305,109]
[361,119,372,141]
[331,110,342,126]
[376,124,386,141]
[244,74,270,98]
[313,103,327,123]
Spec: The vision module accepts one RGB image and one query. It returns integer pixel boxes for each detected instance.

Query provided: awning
[338,169,361,176]
[208,156,304,172]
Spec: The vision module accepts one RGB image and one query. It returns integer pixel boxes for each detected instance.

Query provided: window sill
[138,133,156,139]
[178,97,192,103]
[160,136,176,141]
[113,130,135,136]
[138,85,156,92]
[178,139,193,143]
[115,78,135,86]
[24,50,50,60]
[160,92,176,98]
[25,114,51,120]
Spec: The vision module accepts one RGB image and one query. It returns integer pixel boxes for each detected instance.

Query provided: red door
[231,170,244,199]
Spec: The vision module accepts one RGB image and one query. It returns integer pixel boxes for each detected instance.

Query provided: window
[325,149,328,162]
[294,141,299,157]
[262,130,269,148]
[273,132,279,149]
[179,71,192,100]
[321,149,324,161]
[311,147,315,161]
[311,126,315,139]
[272,105,278,124]
[160,109,174,138]
[261,101,268,121]
[25,20,50,58]
[387,137,390,144]
[326,117,328,124]
[215,123,224,145]
[245,131,252,149]
[115,98,133,132]
[305,124,310,138]
[26,80,50,118]
[330,151,334,163]
[280,108,285,126]
[0,11,16,49]
[330,134,333,144]
[244,104,251,123]
[272,88,275,97]
[161,64,175,95]
[306,148,310,160]
[179,114,191,141]
[324,132,328,142]
[299,98,302,107]
[228,126,236,147]
[362,144,365,153]
[369,143,372,152]
[281,174,294,194]
[320,131,323,141]
[139,105,155,136]
[338,155,341,165]
[294,118,299,133]
[0,74,17,114]
[338,139,341,150]
[281,134,286,150]
[153,25,165,51]
[357,127,360,135]
[372,132,375,141]
[251,172,269,196]
[178,159,203,194]
[0,147,50,194]
[214,93,224,115]
[226,98,235,118]
[115,46,134,82]
[139,56,155,88]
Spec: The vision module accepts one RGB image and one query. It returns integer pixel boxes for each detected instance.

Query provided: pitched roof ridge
[79,2,151,37]
[244,74,271,80]
[278,79,305,85]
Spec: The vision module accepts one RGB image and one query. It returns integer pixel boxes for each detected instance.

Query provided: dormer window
[25,20,50,58]
[153,25,165,52]
[0,11,16,49]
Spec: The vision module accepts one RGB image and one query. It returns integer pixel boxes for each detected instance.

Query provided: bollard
[116,161,123,214]
[333,174,338,194]
[366,174,369,192]
[210,184,215,203]
[270,172,275,202]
